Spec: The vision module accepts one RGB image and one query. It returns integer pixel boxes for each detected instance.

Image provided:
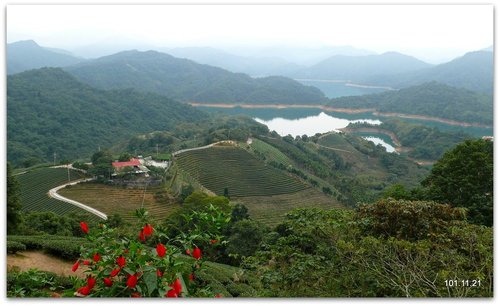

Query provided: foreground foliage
[246,200,493,297]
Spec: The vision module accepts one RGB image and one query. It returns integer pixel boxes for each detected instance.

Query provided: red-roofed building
[112,158,141,169]
[112,158,149,177]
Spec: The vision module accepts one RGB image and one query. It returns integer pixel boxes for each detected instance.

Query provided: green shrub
[7,241,26,254]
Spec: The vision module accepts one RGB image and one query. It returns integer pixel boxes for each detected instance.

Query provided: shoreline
[187,102,492,128]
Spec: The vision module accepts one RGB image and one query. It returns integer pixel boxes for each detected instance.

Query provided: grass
[58,182,179,223]
[175,146,309,197]
[16,167,98,220]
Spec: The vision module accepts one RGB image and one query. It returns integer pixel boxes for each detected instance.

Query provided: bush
[7,241,26,254]
[7,235,89,260]
[7,268,74,297]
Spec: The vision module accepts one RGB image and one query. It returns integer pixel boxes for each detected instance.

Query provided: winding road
[47,177,108,220]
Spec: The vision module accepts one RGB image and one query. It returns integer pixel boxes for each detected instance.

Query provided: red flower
[71,260,79,272]
[170,278,182,295]
[93,253,101,263]
[215,293,223,298]
[126,273,138,288]
[185,249,191,255]
[192,247,202,260]
[87,276,96,290]
[143,223,154,237]
[156,243,167,258]
[110,268,121,277]
[165,289,178,298]
[116,255,126,268]
[77,286,91,296]
[210,239,218,245]
[82,259,91,266]
[138,230,146,242]
[103,277,113,287]
[80,222,89,234]
[131,292,141,298]
[156,269,163,277]
[189,273,196,282]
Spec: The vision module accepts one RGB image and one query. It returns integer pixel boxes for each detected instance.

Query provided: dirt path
[7,251,86,278]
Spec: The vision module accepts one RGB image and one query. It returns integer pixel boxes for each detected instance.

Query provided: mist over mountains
[7,40,492,97]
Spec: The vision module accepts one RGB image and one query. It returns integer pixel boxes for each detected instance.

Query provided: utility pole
[53,152,56,166]
[67,165,70,182]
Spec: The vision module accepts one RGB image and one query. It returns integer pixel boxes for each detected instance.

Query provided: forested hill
[329,82,493,126]
[7,68,206,167]
[64,50,328,104]
[364,51,493,94]
[294,51,432,80]
[7,40,83,74]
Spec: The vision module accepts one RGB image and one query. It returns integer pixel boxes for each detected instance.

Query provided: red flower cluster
[185,247,202,260]
[156,243,167,258]
[165,278,182,298]
[127,274,138,288]
[76,276,96,296]
[116,255,126,268]
[192,247,202,260]
[138,223,154,242]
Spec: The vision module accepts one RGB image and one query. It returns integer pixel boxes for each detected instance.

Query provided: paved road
[47,178,108,220]
[171,140,236,157]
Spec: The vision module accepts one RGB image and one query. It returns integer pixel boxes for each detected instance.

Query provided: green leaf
[143,270,158,296]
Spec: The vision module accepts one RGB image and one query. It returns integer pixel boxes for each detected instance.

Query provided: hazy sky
[6,4,494,63]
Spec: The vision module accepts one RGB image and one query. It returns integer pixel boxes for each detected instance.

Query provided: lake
[295,79,391,98]
[199,106,493,153]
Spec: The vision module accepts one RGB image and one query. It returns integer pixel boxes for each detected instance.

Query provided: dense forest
[347,119,473,160]
[364,51,493,94]
[7,68,206,167]
[64,50,327,104]
[330,82,493,125]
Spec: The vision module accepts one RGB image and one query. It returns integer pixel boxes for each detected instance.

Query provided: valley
[6,25,494,297]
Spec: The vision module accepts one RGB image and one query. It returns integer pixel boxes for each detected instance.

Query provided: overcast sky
[6,4,494,63]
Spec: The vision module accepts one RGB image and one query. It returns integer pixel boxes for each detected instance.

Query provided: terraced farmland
[175,146,309,197]
[238,188,344,226]
[16,167,98,220]
[58,183,178,223]
[248,138,294,166]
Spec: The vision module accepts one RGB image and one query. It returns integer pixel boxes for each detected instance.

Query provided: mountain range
[7,40,83,74]
[366,51,493,94]
[292,51,433,80]
[7,40,493,96]
[63,50,327,104]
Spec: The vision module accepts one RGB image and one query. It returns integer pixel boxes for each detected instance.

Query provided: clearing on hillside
[58,183,178,223]
[175,145,310,197]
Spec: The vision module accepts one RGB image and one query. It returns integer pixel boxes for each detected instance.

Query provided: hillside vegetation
[58,183,178,223]
[7,68,206,167]
[175,145,309,197]
[65,50,327,104]
[295,51,432,80]
[16,167,97,220]
[329,82,492,125]
[365,51,493,94]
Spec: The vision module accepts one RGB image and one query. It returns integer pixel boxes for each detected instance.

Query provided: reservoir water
[198,106,493,153]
